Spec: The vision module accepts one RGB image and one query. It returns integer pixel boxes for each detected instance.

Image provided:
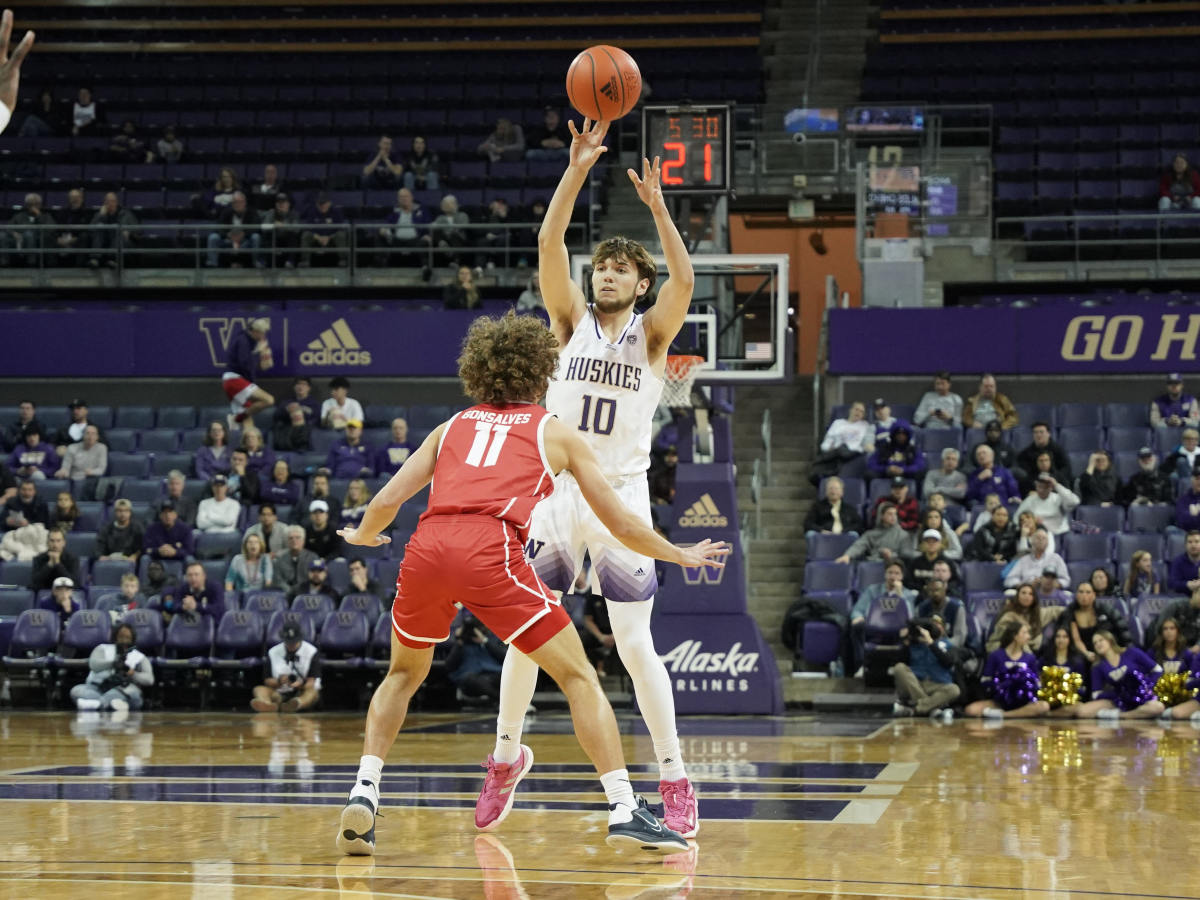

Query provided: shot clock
[640,105,732,194]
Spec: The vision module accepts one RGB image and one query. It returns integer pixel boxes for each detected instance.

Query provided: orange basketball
[566,45,642,122]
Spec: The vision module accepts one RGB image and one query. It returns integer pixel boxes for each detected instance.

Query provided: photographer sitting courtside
[69,622,154,712]
[891,616,960,720]
[252,621,321,713]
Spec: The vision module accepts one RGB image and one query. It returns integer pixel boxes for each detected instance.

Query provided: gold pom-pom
[1153,672,1199,707]
[1038,665,1084,708]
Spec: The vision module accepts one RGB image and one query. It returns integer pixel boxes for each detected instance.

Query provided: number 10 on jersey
[578,395,616,435]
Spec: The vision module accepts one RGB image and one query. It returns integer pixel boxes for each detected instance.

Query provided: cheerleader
[1039,625,1090,714]
[1075,630,1164,720]
[1156,618,1200,722]
[965,620,1050,719]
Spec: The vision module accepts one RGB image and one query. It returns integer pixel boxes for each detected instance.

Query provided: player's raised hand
[337,527,392,547]
[568,117,609,171]
[627,156,664,210]
[675,539,730,570]
[0,10,34,117]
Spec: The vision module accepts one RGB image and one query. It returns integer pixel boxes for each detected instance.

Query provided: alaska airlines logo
[1061,314,1200,362]
[677,493,728,529]
[301,319,372,367]
[661,640,759,675]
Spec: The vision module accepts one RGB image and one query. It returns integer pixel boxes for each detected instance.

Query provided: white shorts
[526,472,657,604]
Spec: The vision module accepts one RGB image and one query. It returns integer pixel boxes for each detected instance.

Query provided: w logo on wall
[682,561,725,586]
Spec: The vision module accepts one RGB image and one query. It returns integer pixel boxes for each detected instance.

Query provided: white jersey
[545,306,663,478]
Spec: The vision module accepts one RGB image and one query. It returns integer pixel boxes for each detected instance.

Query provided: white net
[661,355,704,408]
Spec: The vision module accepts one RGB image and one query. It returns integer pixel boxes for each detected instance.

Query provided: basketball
[566,45,642,122]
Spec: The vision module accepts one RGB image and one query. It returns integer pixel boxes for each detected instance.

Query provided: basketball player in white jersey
[475,118,702,837]
[0,11,34,136]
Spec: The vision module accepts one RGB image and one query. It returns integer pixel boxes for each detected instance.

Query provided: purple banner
[0,307,507,377]
[652,615,783,714]
[829,305,1200,374]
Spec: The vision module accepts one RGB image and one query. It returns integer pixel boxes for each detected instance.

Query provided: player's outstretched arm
[339,424,443,546]
[627,156,695,361]
[0,10,35,133]
[544,418,727,569]
[539,118,609,336]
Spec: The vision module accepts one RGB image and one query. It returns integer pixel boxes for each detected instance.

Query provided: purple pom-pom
[1113,666,1156,711]
[991,663,1041,710]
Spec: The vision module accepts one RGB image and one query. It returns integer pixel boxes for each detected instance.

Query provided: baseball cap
[873,398,888,408]
[52,576,74,589]
[345,419,363,429]
[1168,372,1184,383]
[113,498,132,510]
[309,499,329,513]
[159,499,176,511]
[1138,446,1154,458]
[1036,472,1054,483]
[1041,567,1059,578]
[281,622,302,643]
[211,474,227,485]
[68,398,87,408]
[309,558,327,570]
[891,475,907,487]
[922,528,942,541]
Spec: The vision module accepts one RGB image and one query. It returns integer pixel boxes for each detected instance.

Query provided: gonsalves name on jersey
[560,356,643,391]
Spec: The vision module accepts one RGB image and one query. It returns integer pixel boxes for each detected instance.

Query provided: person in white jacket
[1015,472,1080,536]
[195,474,241,533]
[70,622,154,712]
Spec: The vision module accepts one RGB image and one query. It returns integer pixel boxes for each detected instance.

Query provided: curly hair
[591,236,658,295]
[458,311,559,406]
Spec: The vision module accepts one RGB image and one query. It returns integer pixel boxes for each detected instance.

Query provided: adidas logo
[599,76,619,102]
[299,318,373,366]
[499,734,511,742]
[677,493,728,528]
[633,568,645,576]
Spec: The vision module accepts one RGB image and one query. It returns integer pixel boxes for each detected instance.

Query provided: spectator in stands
[1168,530,1200,595]
[346,556,382,599]
[54,424,106,489]
[913,370,962,430]
[162,471,197,525]
[868,399,900,447]
[42,575,80,630]
[1175,467,1200,533]
[142,501,195,561]
[811,401,873,485]
[377,187,430,267]
[141,558,177,602]
[96,498,143,562]
[1005,529,1069,588]
[1016,422,1070,491]
[262,459,301,508]
[340,479,372,530]
[251,620,321,713]
[911,508,962,560]
[2,192,54,267]
[289,556,340,603]
[69,621,153,713]
[274,377,318,429]
[1124,550,1161,599]
[157,560,224,625]
[866,423,924,483]
[975,420,1019,474]
[376,418,416,478]
[263,192,300,268]
[916,577,967,649]
[968,504,1019,563]
[447,611,507,706]
[53,399,102,454]
[1060,581,1130,663]
[362,135,404,189]
[835,502,908,564]
[431,194,470,266]
[891,614,959,719]
[803,476,863,539]
[1035,566,1073,607]
[1162,427,1200,482]
[208,167,240,213]
[444,264,482,310]
[525,107,570,161]
[244,502,288,557]
[225,532,273,593]
[206,191,261,269]
[964,620,1049,720]
[967,444,1020,506]
[195,474,240,534]
[55,189,90,265]
[1121,447,1173,507]
[298,472,340,527]
[106,571,147,614]
[88,191,137,268]
[326,419,373,479]
[1151,618,1193,686]
[517,272,543,312]
[195,421,231,481]
[3,479,48,529]
[475,197,513,269]
[31,528,81,591]
[274,525,317,596]
[403,135,440,191]
[872,477,919,532]
[1158,153,1200,211]
[1015,511,1056,558]
[249,163,282,212]
[108,119,152,164]
[1016,472,1079,535]
[1152,592,1200,656]
[1089,567,1123,607]
[963,374,1018,430]
[156,126,183,164]
[478,117,526,163]
[18,89,67,138]
[922,448,966,506]
[300,193,348,267]
[905,528,958,594]
[271,403,311,453]
[848,560,916,677]
[986,583,1057,654]
[71,86,101,136]
[304,499,342,560]
[2,400,38,453]
[239,426,274,478]
[1077,450,1119,506]
[7,423,57,481]
[48,491,80,532]
[1150,372,1200,429]
[320,377,363,431]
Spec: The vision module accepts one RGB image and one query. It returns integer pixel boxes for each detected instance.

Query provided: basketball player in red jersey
[334,313,727,857]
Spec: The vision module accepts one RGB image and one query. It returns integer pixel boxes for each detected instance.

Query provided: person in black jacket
[967,504,1019,563]
[4,479,48,528]
[1077,450,1119,506]
[31,528,82,591]
[206,191,261,268]
[1120,447,1174,507]
[1057,581,1131,664]
[803,476,863,538]
[1015,421,1071,491]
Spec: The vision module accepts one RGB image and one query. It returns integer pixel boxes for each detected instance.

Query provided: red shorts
[221,373,258,411]
[390,515,571,655]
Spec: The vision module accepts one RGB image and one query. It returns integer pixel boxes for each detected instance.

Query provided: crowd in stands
[798,371,1200,721]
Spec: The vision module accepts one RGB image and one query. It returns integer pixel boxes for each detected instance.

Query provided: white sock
[351,754,384,808]
[653,735,687,783]
[493,648,538,763]
[600,768,636,825]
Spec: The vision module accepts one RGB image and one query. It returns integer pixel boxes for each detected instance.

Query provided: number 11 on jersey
[578,395,616,435]
[464,422,511,467]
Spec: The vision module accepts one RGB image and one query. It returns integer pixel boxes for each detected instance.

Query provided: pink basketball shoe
[659,778,698,838]
[474,745,534,832]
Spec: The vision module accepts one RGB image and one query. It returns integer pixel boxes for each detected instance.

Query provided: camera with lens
[907,617,941,643]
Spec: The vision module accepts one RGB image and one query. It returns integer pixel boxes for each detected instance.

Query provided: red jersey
[421,403,555,541]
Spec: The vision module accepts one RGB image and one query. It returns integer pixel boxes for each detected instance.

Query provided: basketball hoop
[662,355,705,408]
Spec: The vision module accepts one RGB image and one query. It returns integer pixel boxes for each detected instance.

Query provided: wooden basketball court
[0,710,1194,899]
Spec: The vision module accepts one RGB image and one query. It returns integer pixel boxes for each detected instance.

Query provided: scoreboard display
[641,105,732,194]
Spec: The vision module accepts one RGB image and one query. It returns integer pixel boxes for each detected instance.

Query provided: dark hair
[1188,530,1200,539]
[458,311,559,406]
[112,622,136,645]
[997,617,1028,649]
[884,560,905,574]
[259,502,277,515]
[590,236,658,295]
[329,376,350,390]
[348,556,367,569]
[1152,617,1184,663]
[204,420,227,447]
[293,377,311,386]
[1031,421,1051,432]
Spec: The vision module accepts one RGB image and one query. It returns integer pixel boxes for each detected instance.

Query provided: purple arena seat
[52,610,111,672]
[210,610,265,672]
[318,609,370,671]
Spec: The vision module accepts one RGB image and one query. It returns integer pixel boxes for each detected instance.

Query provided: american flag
[744,343,773,361]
